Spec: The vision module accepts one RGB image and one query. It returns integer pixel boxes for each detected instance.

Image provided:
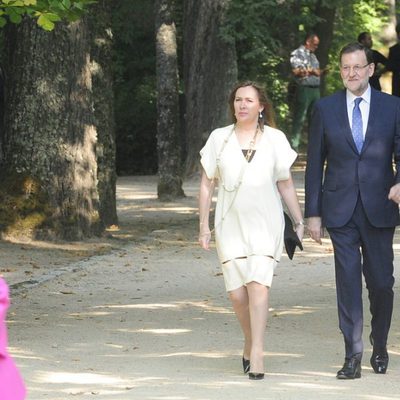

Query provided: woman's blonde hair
[228,81,276,129]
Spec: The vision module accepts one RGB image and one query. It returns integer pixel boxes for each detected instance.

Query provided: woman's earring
[259,111,263,119]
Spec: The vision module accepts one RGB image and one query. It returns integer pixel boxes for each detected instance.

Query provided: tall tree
[155,0,184,200]
[183,0,237,176]
[314,1,336,96]
[89,0,118,227]
[2,17,101,240]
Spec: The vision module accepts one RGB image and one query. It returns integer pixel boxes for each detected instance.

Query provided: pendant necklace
[244,125,259,162]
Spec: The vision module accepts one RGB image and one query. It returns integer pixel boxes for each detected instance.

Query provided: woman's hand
[295,224,305,242]
[198,171,215,251]
[199,230,212,250]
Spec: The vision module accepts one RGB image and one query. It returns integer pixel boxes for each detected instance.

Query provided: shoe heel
[242,357,250,374]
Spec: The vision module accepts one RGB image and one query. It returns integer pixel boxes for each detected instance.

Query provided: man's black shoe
[336,357,361,379]
[370,351,389,374]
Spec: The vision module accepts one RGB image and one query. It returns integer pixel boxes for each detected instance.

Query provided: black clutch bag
[283,212,303,260]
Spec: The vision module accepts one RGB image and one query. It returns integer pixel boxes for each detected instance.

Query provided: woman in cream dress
[199,81,304,380]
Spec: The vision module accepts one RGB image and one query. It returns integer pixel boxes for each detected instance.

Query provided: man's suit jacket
[305,88,400,228]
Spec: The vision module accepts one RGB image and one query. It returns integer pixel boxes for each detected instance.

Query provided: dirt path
[4,170,400,399]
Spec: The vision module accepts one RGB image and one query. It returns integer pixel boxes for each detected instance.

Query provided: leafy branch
[0,0,96,30]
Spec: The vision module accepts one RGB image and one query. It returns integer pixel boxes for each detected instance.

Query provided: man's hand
[308,67,320,76]
[307,216,323,244]
[293,67,308,78]
[388,183,400,204]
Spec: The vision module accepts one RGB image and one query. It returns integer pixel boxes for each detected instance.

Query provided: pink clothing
[0,278,26,400]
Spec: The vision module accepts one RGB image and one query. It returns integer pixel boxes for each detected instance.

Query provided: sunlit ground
[6,173,400,399]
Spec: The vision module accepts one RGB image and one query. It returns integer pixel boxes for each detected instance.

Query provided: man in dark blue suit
[305,42,400,379]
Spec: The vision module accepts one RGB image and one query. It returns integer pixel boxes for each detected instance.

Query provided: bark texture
[155,0,185,200]
[89,0,118,227]
[2,18,100,240]
[183,0,237,176]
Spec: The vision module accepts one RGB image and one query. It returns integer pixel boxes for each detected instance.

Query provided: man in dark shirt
[388,24,400,96]
[358,32,388,91]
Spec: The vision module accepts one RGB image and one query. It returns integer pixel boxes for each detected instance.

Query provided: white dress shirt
[346,85,371,139]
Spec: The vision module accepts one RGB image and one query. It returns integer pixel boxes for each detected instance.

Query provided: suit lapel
[336,90,359,153]
[361,88,379,153]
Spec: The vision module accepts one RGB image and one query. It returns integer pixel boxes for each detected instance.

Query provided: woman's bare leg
[229,286,252,360]
[247,281,269,373]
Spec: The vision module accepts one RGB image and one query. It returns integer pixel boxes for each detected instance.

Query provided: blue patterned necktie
[352,97,364,153]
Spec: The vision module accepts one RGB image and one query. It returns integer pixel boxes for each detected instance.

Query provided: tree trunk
[89,1,118,227]
[314,2,336,96]
[183,0,237,176]
[2,18,101,240]
[155,0,185,200]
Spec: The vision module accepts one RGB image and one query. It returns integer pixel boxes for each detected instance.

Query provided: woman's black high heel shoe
[249,372,265,380]
[242,357,250,374]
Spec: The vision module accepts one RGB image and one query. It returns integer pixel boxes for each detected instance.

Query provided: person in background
[357,32,388,91]
[306,42,400,380]
[0,277,26,399]
[290,32,322,150]
[388,23,400,96]
[199,81,303,380]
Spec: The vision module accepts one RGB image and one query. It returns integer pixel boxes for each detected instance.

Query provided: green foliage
[353,0,388,32]
[324,0,390,94]
[0,0,96,30]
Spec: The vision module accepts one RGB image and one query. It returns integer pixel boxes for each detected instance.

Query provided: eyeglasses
[340,63,371,75]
